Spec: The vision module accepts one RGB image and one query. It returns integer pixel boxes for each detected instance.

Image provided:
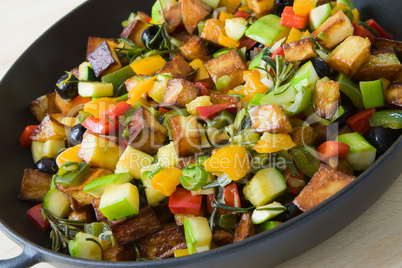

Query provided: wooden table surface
[0,1,401,267]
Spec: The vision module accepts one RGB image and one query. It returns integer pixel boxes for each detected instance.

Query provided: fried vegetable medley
[19,0,402,261]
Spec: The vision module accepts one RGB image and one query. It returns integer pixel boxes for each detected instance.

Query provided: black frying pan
[0,0,401,267]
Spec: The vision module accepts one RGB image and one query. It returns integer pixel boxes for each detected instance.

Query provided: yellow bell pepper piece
[219,11,236,25]
[83,97,116,118]
[186,96,213,115]
[203,144,251,181]
[218,35,240,48]
[174,248,190,258]
[287,28,302,43]
[351,8,360,24]
[218,0,237,12]
[130,55,167,76]
[189,59,210,81]
[301,30,311,38]
[151,166,182,196]
[242,70,270,105]
[227,0,242,10]
[56,144,83,167]
[330,3,349,16]
[253,132,295,153]
[128,76,157,104]
[293,0,317,16]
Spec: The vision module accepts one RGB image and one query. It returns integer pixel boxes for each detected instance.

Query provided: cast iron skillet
[0,0,401,267]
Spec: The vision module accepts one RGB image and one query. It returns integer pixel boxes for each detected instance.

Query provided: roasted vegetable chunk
[249,104,293,134]
[55,94,90,117]
[109,206,163,246]
[372,38,402,55]
[233,213,255,243]
[283,38,317,62]
[30,115,67,142]
[290,118,323,147]
[200,19,226,47]
[165,3,183,33]
[314,80,341,120]
[160,78,201,108]
[18,169,52,202]
[212,229,234,246]
[91,198,107,222]
[157,55,194,79]
[171,115,202,157]
[312,11,353,51]
[204,50,248,93]
[103,244,137,261]
[326,36,371,78]
[120,20,149,48]
[136,226,187,259]
[128,106,167,155]
[353,53,402,81]
[210,93,240,104]
[87,41,122,78]
[30,93,60,122]
[179,35,211,62]
[247,0,274,18]
[68,208,93,223]
[86,36,116,58]
[293,164,355,212]
[182,0,211,35]
[385,83,402,107]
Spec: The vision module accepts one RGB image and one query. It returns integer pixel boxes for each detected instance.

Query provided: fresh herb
[212,201,255,213]
[358,21,380,37]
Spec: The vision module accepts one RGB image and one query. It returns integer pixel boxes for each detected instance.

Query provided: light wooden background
[0,1,401,267]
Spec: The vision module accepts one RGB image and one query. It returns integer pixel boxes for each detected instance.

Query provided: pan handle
[0,245,39,268]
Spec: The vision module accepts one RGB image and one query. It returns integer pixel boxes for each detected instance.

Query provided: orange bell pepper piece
[218,35,240,48]
[56,144,83,167]
[293,0,317,16]
[253,132,295,153]
[151,166,182,196]
[242,70,270,104]
[128,76,157,104]
[130,55,166,76]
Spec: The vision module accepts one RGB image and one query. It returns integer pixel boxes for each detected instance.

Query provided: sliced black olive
[366,127,402,156]
[311,57,333,78]
[142,25,164,50]
[36,157,58,174]
[273,0,294,16]
[55,73,79,101]
[68,124,87,146]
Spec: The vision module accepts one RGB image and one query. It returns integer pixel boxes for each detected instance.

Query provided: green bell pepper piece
[55,162,90,187]
[369,110,402,129]
[282,86,313,116]
[215,214,238,229]
[179,166,208,191]
[337,73,363,109]
[291,145,320,177]
[360,79,385,109]
[245,15,289,46]
[206,110,235,130]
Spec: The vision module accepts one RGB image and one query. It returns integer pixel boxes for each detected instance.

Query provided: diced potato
[165,3,183,33]
[120,20,149,48]
[128,106,167,155]
[314,80,341,120]
[148,75,170,103]
[157,142,179,167]
[210,93,240,104]
[385,83,402,107]
[249,104,293,134]
[86,36,116,59]
[55,94,91,117]
[353,53,402,81]
[179,35,212,62]
[312,10,354,51]
[157,55,194,79]
[18,169,52,202]
[200,19,226,47]
[247,0,274,18]
[87,41,122,78]
[283,38,317,62]
[115,145,154,179]
[204,50,248,93]
[182,0,211,35]
[29,93,60,122]
[160,79,201,108]
[326,36,371,78]
[31,140,66,163]
[185,96,213,115]
[171,115,202,157]
[78,132,121,171]
[30,115,67,142]
[293,164,355,212]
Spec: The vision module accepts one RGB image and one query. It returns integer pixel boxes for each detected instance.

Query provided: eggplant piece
[247,0,274,18]
[212,229,234,247]
[18,169,52,202]
[204,50,248,93]
[91,198,107,223]
[293,164,355,212]
[179,35,211,62]
[233,213,255,243]
[249,104,293,134]
[109,206,163,246]
[182,0,211,35]
[353,53,402,81]
[314,80,341,121]
[156,55,194,79]
[385,83,402,107]
[160,78,201,109]
[86,36,116,59]
[29,93,60,122]
[200,19,226,47]
[128,106,167,155]
[164,3,183,33]
[30,114,67,142]
[120,19,149,48]
[87,41,122,78]
[283,38,317,62]
[103,244,137,261]
[372,37,402,55]
[171,115,202,157]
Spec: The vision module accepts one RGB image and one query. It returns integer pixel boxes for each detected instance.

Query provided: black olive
[331,95,358,127]
[68,124,87,146]
[273,0,294,16]
[36,157,58,174]
[271,201,302,222]
[311,57,333,78]
[366,127,402,156]
[55,73,79,101]
[142,25,163,50]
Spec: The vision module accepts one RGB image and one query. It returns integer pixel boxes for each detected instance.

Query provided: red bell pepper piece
[346,108,376,136]
[196,102,242,120]
[169,187,203,216]
[280,6,308,29]
[206,182,241,214]
[101,101,131,121]
[353,23,376,44]
[27,204,50,233]
[159,107,170,114]
[234,10,251,18]
[271,47,285,59]
[195,82,209,96]
[19,125,39,148]
[282,166,305,195]
[366,19,393,40]
[317,141,351,162]
[82,116,119,135]
[239,37,258,50]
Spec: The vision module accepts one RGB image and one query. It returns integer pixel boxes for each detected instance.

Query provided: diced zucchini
[290,61,319,91]
[309,3,331,30]
[183,216,212,254]
[42,188,71,218]
[83,172,131,198]
[251,201,286,224]
[115,145,154,179]
[32,140,66,163]
[255,221,282,233]
[68,232,103,260]
[78,62,97,82]
[202,0,220,9]
[142,175,167,207]
[149,74,171,103]
[225,18,248,41]
[157,142,179,167]
[78,82,114,98]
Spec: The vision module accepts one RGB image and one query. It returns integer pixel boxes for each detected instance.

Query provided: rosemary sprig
[212,201,255,213]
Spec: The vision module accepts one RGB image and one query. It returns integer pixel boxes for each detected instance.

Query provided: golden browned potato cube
[326,36,371,78]
[29,92,60,122]
[210,93,240,104]
[18,169,52,202]
[200,19,226,47]
[314,80,341,120]
[120,20,149,48]
[87,41,122,78]
[165,3,183,33]
[182,0,211,35]
[179,35,212,62]
[249,104,293,134]
[160,78,201,108]
[290,118,321,147]
[293,164,355,212]
[204,50,248,93]
[247,0,274,18]
[157,55,195,79]
[283,38,317,62]
[30,114,67,142]
[353,53,402,81]
[385,83,402,107]
[171,115,202,157]
[312,11,353,51]
[55,94,90,117]
[128,106,167,155]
